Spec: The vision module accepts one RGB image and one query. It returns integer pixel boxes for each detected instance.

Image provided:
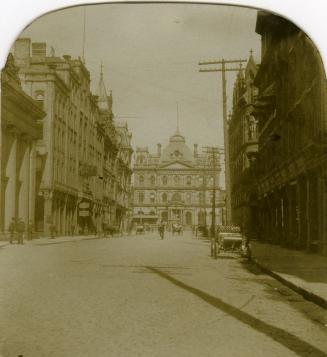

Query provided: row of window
[135,191,217,204]
[136,175,216,186]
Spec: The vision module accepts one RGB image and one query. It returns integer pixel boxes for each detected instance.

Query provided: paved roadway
[0,232,326,357]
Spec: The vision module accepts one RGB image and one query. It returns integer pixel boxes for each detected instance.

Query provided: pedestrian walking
[16,218,25,244]
[158,221,165,240]
[50,223,56,239]
[28,220,34,240]
[8,217,16,244]
[70,224,75,237]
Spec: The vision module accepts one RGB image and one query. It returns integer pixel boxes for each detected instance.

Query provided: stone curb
[250,256,327,310]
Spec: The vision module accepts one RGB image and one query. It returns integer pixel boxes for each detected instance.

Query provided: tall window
[162,176,168,185]
[150,176,155,185]
[186,176,192,186]
[139,175,144,186]
[174,176,180,185]
[162,193,167,203]
[150,192,155,203]
[186,193,191,204]
[138,192,144,203]
[35,90,45,109]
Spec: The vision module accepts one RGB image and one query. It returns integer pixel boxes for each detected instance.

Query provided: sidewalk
[0,234,101,248]
[250,241,327,309]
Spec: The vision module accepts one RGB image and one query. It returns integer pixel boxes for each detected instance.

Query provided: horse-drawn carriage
[172,223,183,235]
[102,223,122,237]
[135,224,145,234]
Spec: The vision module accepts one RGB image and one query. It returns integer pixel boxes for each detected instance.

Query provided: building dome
[160,129,194,162]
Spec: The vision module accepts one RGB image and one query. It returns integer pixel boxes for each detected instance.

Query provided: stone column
[18,140,31,226]
[305,177,311,250]
[62,195,67,234]
[43,190,53,236]
[29,141,36,227]
[4,132,18,229]
[322,169,327,255]
[317,169,325,254]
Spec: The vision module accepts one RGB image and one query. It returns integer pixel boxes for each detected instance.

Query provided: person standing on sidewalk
[16,218,25,244]
[8,217,16,244]
[70,224,75,237]
[28,220,34,240]
[50,223,56,239]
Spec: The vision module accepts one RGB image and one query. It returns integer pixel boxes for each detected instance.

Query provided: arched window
[162,176,168,185]
[162,193,167,203]
[139,175,144,186]
[150,192,155,203]
[35,90,45,109]
[138,192,144,203]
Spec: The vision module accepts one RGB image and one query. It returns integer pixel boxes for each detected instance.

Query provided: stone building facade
[10,38,132,236]
[252,12,327,255]
[0,53,45,236]
[132,128,225,229]
[229,52,259,237]
[114,121,133,231]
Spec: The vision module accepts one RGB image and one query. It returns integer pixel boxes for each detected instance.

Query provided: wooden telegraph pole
[203,146,221,258]
[203,147,220,238]
[199,58,247,225]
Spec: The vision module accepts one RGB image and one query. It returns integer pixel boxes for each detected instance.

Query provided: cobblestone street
[0,232,326,357]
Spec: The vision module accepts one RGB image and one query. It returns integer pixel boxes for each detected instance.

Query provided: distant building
[253,12,327,255]
[132,127,225,229]
[229,52,259,237]
[0,53,44,235]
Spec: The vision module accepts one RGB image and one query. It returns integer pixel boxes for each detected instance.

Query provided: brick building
[229,52,259,238]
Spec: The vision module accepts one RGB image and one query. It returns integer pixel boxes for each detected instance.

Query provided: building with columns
[252,12,327,255]
[9,38,132,236]
[0,53,44,236]
[132,128,225,229]
[228,52,259,238]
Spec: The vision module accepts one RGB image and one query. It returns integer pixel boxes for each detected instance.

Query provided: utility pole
[203,147,220,238]
[199,58,247,225]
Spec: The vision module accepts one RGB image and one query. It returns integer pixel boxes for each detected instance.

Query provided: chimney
[194,144,198,157]
[32,42,46,59]
[157,143,161,157]
[13,38,31,67]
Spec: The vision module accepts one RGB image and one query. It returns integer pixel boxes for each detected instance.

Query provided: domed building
[132,128,226,229]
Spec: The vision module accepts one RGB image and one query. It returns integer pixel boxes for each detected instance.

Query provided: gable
[159,161,194,169]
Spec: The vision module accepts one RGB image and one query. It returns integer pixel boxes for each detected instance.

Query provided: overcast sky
[21,3,260,154]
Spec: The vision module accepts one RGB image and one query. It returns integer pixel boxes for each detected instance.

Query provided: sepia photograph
[0,1,326,356]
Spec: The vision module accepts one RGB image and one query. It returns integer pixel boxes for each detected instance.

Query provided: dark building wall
[253,11,327,255]
[229,53,259,238]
